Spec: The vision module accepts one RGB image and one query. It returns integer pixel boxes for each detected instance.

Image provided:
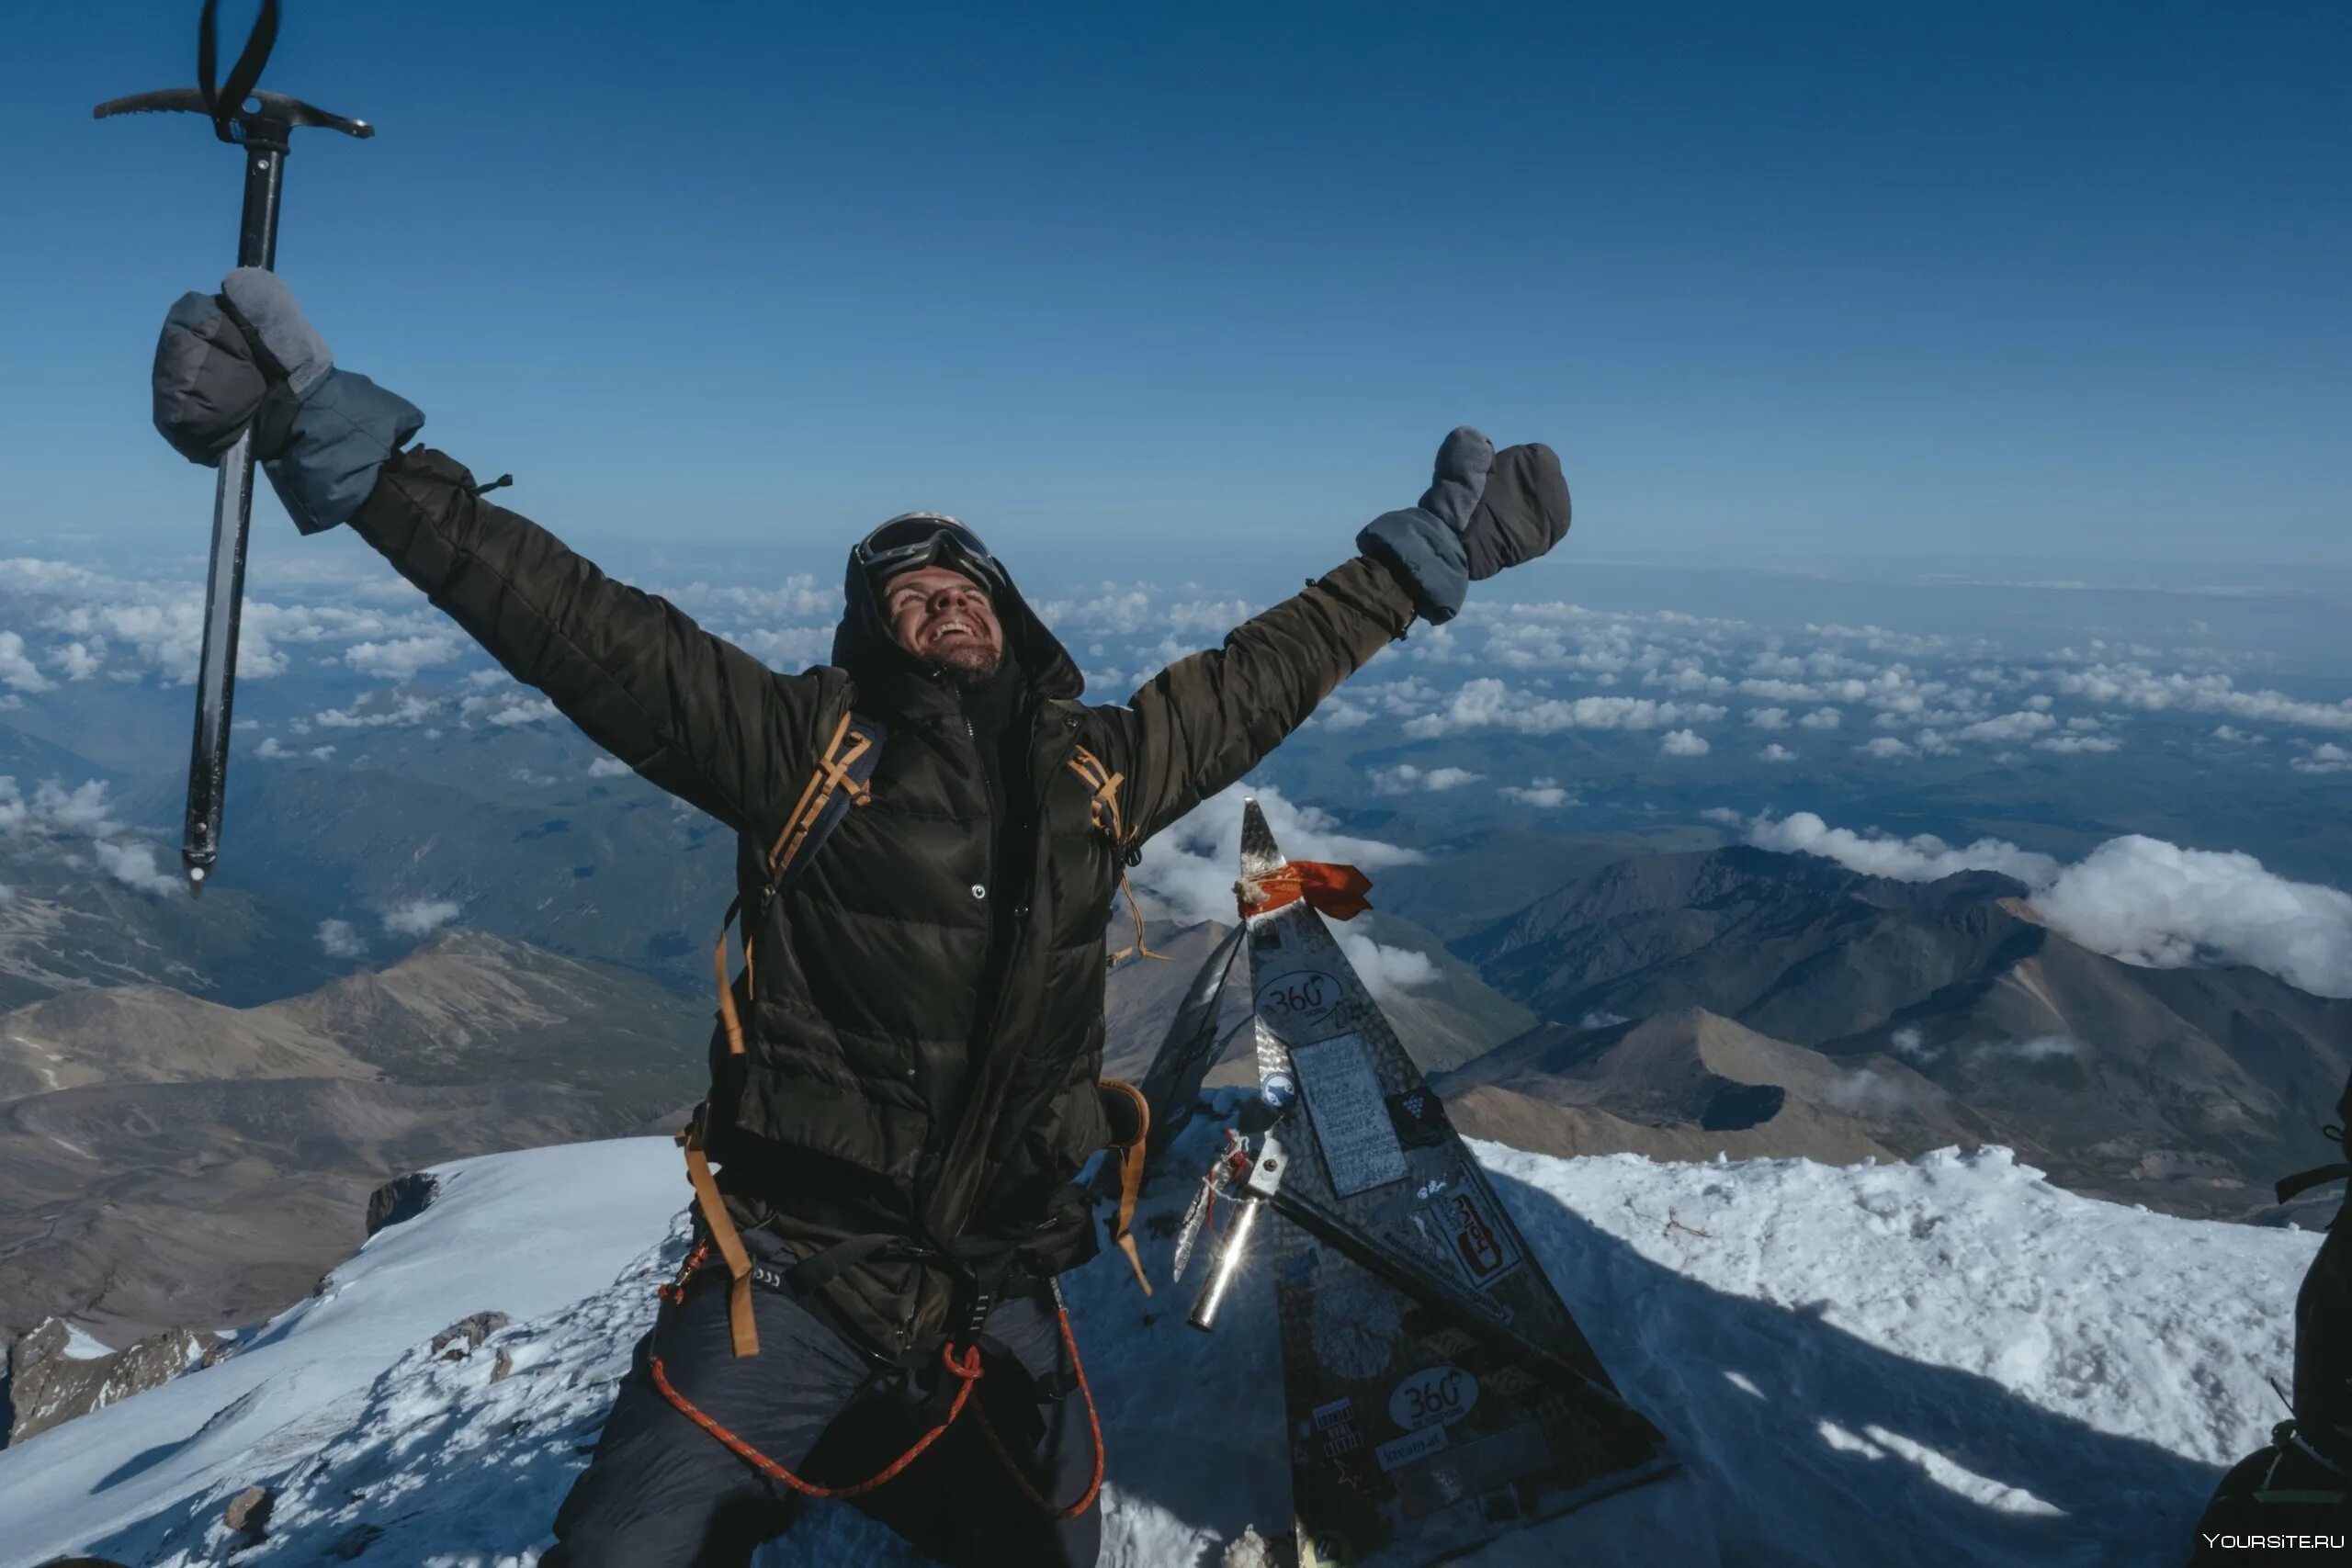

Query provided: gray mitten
[152,269,424,534]
[1355,428,1574,624]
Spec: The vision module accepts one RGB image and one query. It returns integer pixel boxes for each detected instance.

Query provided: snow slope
[0,1120,2320,1568]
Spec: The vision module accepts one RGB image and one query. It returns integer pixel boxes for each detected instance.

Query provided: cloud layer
[1738,810,2352,998]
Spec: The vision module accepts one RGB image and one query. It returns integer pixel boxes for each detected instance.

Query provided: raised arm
[1114,428,1572,840]
[151,269,834,832]
[1122,557,1416,840]
[349,450,840,831]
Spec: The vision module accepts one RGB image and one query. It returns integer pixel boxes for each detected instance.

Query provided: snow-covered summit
[0,1122,2318,1567]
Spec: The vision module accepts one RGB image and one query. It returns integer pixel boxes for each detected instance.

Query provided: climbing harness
[650,1245,1106,1516]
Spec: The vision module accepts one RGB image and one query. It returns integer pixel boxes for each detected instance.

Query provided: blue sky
[4,1,2345,573]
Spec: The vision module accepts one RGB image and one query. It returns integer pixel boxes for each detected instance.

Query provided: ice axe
[96,0,372,894]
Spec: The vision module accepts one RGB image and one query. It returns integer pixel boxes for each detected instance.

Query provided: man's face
[884,565,1005,683]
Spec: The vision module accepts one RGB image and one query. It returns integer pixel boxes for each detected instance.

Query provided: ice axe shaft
[182,151,283,894]
[96,0,371,893]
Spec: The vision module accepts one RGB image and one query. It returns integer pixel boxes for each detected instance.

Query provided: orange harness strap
[1098,1078,1153,1296]
[675,1119,761,1357]
[713,711,877,1056]
[1066,744,1168,966]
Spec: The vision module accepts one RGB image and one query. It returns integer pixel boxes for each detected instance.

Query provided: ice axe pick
[96,0,372,894]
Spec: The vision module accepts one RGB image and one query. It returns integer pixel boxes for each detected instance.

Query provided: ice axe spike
[96,0,372,895]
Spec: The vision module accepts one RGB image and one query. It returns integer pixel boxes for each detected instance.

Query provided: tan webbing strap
[677,1118,760,1356]
[713,896,750,1055]
[1066,746,1168,967]
[713,713,878,1055]
[1100,1078,1153,1295]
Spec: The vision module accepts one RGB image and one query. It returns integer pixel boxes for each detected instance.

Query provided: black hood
[830,547,1083,703]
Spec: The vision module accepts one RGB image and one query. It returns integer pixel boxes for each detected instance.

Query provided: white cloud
[0,630,52,693]
[92,840,181,897]
[2290,742,2351,777]
[1336,928,1437,999]
[1659,729,1711,757]
[1133,784,1423,930]
[2055,662,2352,734]
[315,694,437,729]
[1368,763,1485,795]
[1759,743,1797,763]
[2034,734,2121,755]
[1747,707,1790,730]
[1398,678,1723,739]
[1824,1068,1919,1115]
[1976,1035,2084,1063]
[344,634,464,681]
[49,640,101,681]
[382,898,462,937]
[1499,779,1572,808]
[1858,737,1914,760]
[1889,1027,1941,1066]
[1947,711,2057,745]
[462,695,562,728]
[1748,809,2352,998]
[317,919,367,958]
[1742,811,2062,888]
[587,757,634,779]
[2032,836,2352,997]
[1797,707,1844,730]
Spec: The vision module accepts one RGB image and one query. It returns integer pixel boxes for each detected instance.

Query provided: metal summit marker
[1181,798,1677,1567]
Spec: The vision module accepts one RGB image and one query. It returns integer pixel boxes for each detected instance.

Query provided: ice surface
[0,1124,2315,1567]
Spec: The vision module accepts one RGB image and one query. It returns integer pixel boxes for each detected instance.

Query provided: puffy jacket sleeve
[348,446,840,832]
[1120,554,1418,842]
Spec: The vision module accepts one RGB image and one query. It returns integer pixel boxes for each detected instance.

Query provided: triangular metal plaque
[1235,798,1675,1567]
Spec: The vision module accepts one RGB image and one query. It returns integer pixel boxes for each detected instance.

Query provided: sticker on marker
[1290,1032,1409,1195]
[1312,1397,1363,1458]
[1386,1087,1452,1148]
[1426,1185,1524,1292]
[1374,1423,1450,1473]
[1388,1364,1480,1432]
[1255,966,1342,1040]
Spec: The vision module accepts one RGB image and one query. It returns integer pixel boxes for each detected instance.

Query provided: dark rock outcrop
[430,1311,510,1359]
[2,1318,213,1447]
[365,1171,440,1235]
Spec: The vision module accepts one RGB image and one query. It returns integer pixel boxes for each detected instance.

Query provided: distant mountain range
[4,829,2344,1448]
[1443,847,2352,1221]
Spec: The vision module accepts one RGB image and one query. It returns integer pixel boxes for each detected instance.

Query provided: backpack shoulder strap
[768,712,888,891]
[713,711,887,1057]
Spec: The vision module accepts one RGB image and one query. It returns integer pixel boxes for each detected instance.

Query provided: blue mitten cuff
[1356,508,1468,625]
[260,368,425,535]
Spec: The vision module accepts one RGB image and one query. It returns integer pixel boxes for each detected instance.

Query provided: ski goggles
[853,513,1009,597]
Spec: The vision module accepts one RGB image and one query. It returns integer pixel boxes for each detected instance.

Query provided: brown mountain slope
[0,931,705,1345]
[1434,1009,2009,1168]
[0,985,378,1101]
[1456,847,2352,1218]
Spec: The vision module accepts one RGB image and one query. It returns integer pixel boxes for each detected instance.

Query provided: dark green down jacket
[348,447,1421,1353]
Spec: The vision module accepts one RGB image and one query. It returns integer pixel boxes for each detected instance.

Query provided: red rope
[971,1307,1106,1518]
[650,1339,984,1500]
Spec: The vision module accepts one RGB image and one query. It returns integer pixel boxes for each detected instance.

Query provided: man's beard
[932,640,1005,688]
